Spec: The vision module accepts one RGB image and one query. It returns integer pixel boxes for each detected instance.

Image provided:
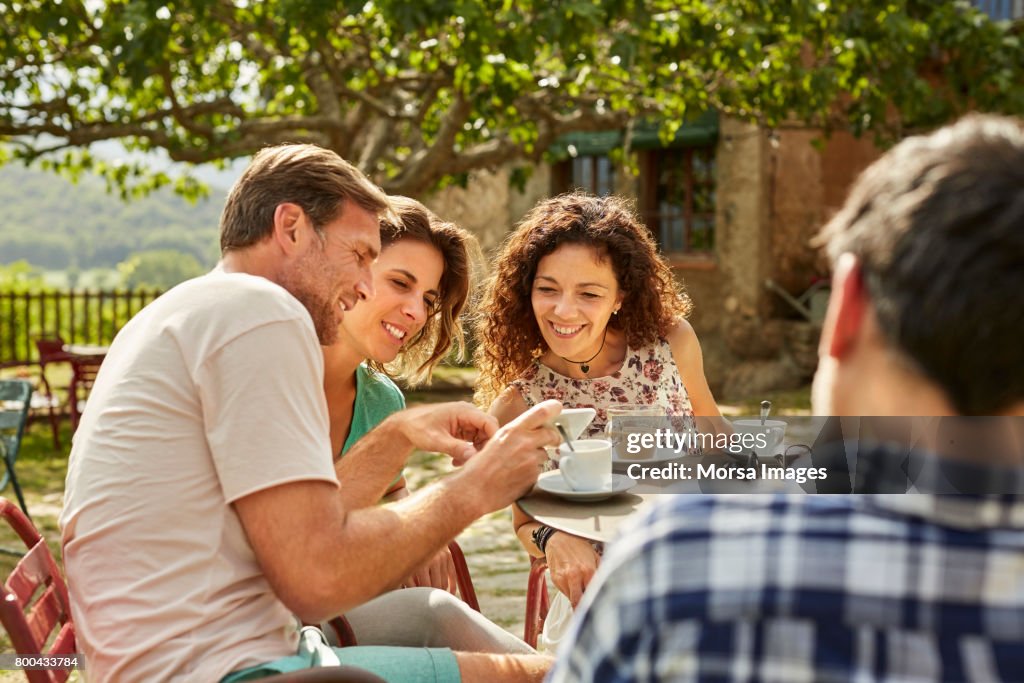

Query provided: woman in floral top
[474,192,723,610]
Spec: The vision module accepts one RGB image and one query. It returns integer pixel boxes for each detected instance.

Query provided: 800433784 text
[0,654,83,671]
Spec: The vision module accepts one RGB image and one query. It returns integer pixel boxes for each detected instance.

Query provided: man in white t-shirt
[60,144,560,682]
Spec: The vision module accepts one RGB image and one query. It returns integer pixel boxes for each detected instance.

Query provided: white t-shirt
[60,271,339,682]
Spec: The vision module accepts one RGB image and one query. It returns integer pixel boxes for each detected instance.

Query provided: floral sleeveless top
[510,337,698,448]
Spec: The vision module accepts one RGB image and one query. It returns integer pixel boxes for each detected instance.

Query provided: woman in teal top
[342,363,406,454]
[323,195,476,585]
[318,199,533,655]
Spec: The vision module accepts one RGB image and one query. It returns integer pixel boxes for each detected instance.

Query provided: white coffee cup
[557,439,613,492]
[545,407,597,462]
[731,419,787,458]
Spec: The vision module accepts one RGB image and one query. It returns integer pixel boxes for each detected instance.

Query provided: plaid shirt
[549,490,1024,682]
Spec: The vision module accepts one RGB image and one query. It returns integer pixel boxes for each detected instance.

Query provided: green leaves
[0,0,1021,198]
[117,248,205,289]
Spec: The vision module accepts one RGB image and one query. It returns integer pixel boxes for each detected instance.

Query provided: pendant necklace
[559,327,608,376]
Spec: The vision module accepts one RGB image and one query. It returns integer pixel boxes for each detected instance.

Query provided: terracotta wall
[820,130,884,213]
[684,121,882,397]
[767,128,881,312]
[768,129,826,296]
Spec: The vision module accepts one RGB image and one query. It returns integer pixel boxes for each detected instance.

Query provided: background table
[64,344,109,360]
[518,445,820,543]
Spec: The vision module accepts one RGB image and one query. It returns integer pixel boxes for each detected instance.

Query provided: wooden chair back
[32,335,71,365]
[0,498,76,683]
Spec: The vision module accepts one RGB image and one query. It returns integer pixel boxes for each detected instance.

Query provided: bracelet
[531,524,558,555]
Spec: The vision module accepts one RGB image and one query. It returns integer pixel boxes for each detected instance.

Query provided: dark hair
[474,192,692,406]
[817,114,1024,415]
[220,144,389,253]
[372,196,477,386]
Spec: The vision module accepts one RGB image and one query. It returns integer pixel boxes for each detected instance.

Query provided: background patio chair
[32,334,106,439]
[0,498,76,683]
[447,540,480,612]
[32,334,72,449]
[0,380,34,518]
[68,357,102,433]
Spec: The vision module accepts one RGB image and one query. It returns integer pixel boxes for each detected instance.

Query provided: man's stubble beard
[280,249,343,346]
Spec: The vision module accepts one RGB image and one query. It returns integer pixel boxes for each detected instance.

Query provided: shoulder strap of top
[509,378,537,407]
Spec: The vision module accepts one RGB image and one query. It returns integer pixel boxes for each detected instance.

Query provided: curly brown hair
[369,196,479,386]
[473,192,692,407]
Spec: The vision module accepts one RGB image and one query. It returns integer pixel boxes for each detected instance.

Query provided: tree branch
[382,103,634,194]
[355,117,398,174]
[387,93,472,192]
[158,63,216,140]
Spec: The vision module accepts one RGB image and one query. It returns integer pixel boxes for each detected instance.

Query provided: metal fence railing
[0,289,162,368]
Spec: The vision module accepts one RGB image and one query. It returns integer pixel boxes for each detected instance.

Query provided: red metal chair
[68,357,103,433]
[0,498,76,683]
[447,540,480,612]
[33,332,106,436]
[523,557,551,648]
[326,540,480,646]
[32,334,72,449]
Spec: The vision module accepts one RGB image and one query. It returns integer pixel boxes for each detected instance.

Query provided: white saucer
[612,448,686,466]
[726,446,789,464]
[535,471,636,502]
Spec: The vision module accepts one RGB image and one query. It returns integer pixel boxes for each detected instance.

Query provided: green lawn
[719,385,813,417]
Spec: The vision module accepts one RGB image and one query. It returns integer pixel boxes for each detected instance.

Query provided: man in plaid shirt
[550,114,1024,682]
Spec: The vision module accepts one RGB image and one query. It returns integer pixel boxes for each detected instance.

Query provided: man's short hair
[220,144,389,252]
[818,114,1024,415]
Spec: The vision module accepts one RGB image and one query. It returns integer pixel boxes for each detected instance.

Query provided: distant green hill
[0,165,224,270]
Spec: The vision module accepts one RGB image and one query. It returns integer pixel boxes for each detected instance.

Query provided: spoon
[760,400,772,426]
[556,424,575,452]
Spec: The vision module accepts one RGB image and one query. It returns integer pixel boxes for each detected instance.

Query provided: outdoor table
[516,487,659,544]
[64,344,109,361]
[517,443,821,543]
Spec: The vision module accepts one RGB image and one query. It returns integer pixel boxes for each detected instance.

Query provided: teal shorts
[222,645,460,683]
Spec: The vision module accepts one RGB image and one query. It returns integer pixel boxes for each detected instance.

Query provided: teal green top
[340,364,406,491]
[341,363,406,455]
